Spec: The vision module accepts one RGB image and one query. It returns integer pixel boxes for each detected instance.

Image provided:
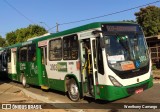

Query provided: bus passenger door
[40,46,49,89]
[8,48,18,81]
[80,38,100,99]
[90,38,101,99]
[27,44,39,85]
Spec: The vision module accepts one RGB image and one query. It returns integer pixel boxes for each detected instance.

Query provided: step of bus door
[41,85,49,90]
[84,93,93,98]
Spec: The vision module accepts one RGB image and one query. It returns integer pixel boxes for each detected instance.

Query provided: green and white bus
[0,22,153,101]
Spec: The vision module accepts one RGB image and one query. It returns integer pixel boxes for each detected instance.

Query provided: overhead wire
[3,0,160,32]
[48,0,160,31]
[3,0,35,24]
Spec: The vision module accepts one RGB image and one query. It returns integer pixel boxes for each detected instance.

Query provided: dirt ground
[0,82,68,112]
[153,70,160,79]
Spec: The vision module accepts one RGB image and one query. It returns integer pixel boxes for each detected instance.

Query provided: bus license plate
[135,88,143,94]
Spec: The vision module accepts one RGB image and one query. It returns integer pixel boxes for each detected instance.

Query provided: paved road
[7,81,160,112]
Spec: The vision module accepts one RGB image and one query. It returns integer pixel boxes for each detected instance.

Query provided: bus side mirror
[100,38,105,48]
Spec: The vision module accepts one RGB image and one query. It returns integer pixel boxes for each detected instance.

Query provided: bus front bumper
[98,76,153,101]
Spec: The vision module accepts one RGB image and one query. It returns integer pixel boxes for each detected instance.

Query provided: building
[146,35,160,68]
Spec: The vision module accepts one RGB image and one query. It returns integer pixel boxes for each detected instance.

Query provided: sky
[0,0,160,38]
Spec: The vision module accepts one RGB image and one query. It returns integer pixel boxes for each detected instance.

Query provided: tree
[135,6,160,36]
[122,20,136,23]
[0,35,7,47]
[25,24,48,41]
[6,31,17,45]
[6,24,48,45]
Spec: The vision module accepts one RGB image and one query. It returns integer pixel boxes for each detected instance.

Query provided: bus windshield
[104,33,149,71]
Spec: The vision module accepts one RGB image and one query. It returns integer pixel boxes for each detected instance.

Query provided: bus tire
[68,78,80,102]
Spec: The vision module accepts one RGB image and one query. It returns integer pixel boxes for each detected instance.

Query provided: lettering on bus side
[50,62,67,72]
[20,63,26,70]
[50,64,57,71]
[30,63,38,74]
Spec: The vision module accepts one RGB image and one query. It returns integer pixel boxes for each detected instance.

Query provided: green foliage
[122,20,137,23]
[6,31,17,45]
[6,24,48,45]
[0,35,7,47]
[135,6,160,36]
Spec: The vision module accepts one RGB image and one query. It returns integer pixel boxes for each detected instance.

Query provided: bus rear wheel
[22,76,28,88]
[68,78,80,102]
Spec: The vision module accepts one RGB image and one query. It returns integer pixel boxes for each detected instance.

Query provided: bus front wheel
[68,78,80,102]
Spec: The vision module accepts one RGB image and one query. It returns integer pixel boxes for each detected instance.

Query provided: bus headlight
[109,75,123,87]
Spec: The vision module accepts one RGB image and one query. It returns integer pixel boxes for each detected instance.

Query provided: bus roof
[1,21,138,50]
[31,21,137,42]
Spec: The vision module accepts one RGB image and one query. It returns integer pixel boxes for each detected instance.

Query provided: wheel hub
[22,77,26,86]
[70,83,78,96]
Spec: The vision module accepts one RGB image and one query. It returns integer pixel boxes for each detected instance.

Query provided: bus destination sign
[102,24,139,32]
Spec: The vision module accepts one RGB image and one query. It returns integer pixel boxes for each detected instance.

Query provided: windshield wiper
[116,35,129,51]
[116,35,132,60]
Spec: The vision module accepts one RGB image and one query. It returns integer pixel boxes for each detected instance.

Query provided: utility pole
[56,23,59,32]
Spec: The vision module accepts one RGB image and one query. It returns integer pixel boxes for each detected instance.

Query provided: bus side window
[2,52,7,67]
[19,47,27,62]
[7,50,11,63]
[13,51,16,65]
[92,40,97,69]
[63,34,78,60]
[49,38,62,61]
[45,47,47,65]
[17,49,19,62]
[98,39,104,75]
[41,48,44,64]
[28,44,36,62]
[41,47,47,65]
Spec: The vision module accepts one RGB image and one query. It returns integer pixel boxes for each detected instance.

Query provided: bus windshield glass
[102,24,149,71]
